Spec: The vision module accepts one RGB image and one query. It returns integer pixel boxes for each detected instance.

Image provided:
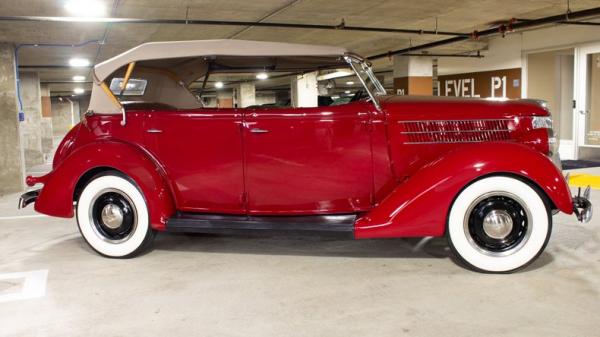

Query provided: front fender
[33,140,175,231]
[355,142,572,239]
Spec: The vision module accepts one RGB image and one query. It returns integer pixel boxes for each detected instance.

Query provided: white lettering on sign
[443,78,480,98]
[397,88,405,96]
[491,76,507,98]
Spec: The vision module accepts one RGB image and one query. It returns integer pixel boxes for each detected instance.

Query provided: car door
[144,108,245,214]
[243,101,374,215]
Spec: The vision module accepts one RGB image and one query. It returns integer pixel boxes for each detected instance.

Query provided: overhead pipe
[514,17,600,27]
[401,52,483,58]
[368,6,600,60]
[14,40,101,121]
[20,50,483,72]
[19,65,93,69]
[0,15,468,37]
[556,21,600,26]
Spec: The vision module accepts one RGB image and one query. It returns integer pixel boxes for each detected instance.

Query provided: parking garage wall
[50,98,80,137]
[18,71,44,168]
[439,25,600,78]
[0,44,24,195]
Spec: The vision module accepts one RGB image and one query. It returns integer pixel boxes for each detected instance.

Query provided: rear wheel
[76,172,154,258]
[447,176,552,273]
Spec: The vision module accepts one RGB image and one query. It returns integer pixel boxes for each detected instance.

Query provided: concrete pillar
[234,83,255,108]
[0,44,25,195]
[40,85,54,160]
[19,71,44,167]
[393,55,433,96]
[291,71,318,108]
[51,97,80,137]
[216,89,233,108]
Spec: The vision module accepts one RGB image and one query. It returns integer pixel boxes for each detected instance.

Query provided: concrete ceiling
[2,0,599,95]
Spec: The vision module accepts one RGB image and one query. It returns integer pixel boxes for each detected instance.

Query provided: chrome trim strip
[398,118,511,123]
[401,129,510,134]
[404,140,516,145]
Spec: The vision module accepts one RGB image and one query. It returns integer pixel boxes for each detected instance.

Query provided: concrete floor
[0,170,599,337]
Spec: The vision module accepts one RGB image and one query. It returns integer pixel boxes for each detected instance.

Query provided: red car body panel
[143,109,245,214]
[354,142,572,239]
[244,102,374,214]
[34,113,175,231]
[28,96,574,237]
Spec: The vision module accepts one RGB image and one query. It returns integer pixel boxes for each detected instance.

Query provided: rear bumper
[18,189,40,209]
[572,187,593,223]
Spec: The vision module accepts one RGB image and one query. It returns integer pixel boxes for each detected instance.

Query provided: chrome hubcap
[482,210,513,239]
[100,203,124,229]
[464,192,532,256]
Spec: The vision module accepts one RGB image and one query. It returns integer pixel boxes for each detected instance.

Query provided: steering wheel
[349,90,366,102]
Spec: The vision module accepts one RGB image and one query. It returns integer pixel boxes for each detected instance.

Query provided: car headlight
[532,116,553,130]
[532,115,560,168]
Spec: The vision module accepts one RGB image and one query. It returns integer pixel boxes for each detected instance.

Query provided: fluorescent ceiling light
[73,88,85,94]
[344,90,352,94]
[317,69,353,81]
[346,81,355,85]
[256,73,269,80]
[72,75,86,81]
[69,58,90,67]
[215,82,224,89]
[65,0,106,17]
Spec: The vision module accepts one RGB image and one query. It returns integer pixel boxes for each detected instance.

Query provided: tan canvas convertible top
[88,40,351,116]
[94,39,349,82]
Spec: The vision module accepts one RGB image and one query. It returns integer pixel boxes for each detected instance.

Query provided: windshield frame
[343,54,386,111]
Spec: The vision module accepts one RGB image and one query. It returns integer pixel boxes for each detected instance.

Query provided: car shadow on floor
[40,233,553,273]
[150,233,554,272]
[152,233,452,259]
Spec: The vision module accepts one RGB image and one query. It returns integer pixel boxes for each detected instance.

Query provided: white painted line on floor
[0,270,48,303]
[32,233,80,251]
[0,215,48,221]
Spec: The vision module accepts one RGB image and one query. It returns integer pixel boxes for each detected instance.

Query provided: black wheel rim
[90,191,136,241]
[466,194,529,254]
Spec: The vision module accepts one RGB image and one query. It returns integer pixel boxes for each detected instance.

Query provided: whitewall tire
[76,172,154,258]
[447,176,552,273]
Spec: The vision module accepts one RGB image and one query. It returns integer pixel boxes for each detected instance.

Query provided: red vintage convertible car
[20,40,592,272]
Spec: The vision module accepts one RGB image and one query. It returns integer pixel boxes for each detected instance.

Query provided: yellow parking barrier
[568,174,600,190]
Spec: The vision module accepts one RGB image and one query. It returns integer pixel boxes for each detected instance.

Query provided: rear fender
[355,142,572,239]
[34,141,175,231]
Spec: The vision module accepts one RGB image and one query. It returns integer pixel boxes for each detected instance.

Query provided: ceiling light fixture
[65,0,107,17]
[344,90,352,94]
[69,58,90,67]
[72,75,86,81]
[256,72,269,80]
[346,81,355,85]
[215,82,224,89]
[73,88,85,94]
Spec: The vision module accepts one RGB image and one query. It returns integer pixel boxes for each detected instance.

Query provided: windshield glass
[354,61,387,96]
[193,67,372,109]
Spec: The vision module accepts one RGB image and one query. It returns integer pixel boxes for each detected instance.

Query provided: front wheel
[447,176,552,273]
[76,172,155,258]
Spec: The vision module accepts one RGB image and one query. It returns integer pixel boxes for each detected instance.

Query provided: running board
[166,213,356,238]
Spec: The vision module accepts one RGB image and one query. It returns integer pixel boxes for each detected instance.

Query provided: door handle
[249,128,269,134]
[146,128,163,134]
